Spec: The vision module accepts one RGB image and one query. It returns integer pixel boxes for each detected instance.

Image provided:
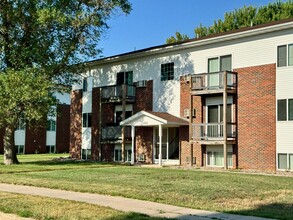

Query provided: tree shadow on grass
[228,202,293,220]
[105,212,173,220]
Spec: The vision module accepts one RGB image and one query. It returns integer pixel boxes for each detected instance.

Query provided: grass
[0,154,293,219]
[0,192,165,220]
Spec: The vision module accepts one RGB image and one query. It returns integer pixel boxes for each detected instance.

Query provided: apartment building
[70,18,293,172]
[0,92,71,154]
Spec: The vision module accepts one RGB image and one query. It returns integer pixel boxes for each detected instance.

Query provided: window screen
[277,99,287,121]
[278,154,287,170]
[277,45,287,67]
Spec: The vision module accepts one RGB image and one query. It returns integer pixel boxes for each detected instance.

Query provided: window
[207,151,232,167]
[115,111,132,125]
[277,99,287,121]
[290,154,293,171]
[15,145,24,154]
[277,99,293,121]
[114,149,122,161]
[278,153,287,170]
[47,119,56,131]
[277,44,293,67]
[289,44,293,66]
[277,45,287,67]
[82,113,92,127]
[208,58,219,73]
[46,145,56,154]
[83,77,88,92]
[114,146,132,162]
[208,55,232,73]
[81,149,91,160]
[116,71,133,85]
[161,62,174,81]
[289,99,293,120]
[16,116,25,130]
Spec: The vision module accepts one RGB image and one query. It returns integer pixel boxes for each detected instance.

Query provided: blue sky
[96,0,281,59]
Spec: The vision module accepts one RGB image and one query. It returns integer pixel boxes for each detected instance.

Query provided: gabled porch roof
[120,111,188,127]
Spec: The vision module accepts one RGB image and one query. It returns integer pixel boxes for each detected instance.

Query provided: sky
[96,0,282,59]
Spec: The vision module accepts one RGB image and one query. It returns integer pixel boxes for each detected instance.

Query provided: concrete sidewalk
[0,183,274,220]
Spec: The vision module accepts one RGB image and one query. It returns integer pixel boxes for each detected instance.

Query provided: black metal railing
[101,126,131,141]
[101,85,136,102]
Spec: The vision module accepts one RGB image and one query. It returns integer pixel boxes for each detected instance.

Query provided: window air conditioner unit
[183,74,190,82]
[136,80,147,87]
[184,108,196,118]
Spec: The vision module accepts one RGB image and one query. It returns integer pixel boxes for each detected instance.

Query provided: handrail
[192,123,237,140]
[191,71,237,91]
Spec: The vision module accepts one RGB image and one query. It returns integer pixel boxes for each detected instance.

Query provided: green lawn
[0,192,165,220]
[0,154,293,219]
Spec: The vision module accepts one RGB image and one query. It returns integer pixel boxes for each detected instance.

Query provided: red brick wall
[134,80,153,113]
[235,63,276,171]
[102,103,115,126]
[56,104,70,153]
[135,127,153,163]
[102,144,114,162]
[180,76,203,166]
[70,90,82,159]
[91,88,100,160]
[25,121,47,154]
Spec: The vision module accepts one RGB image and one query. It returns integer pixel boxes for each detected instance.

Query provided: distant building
[69,18,293,172]
[0,92,70,154]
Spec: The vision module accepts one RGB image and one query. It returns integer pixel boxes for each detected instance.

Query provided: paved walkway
[0,183,274,220]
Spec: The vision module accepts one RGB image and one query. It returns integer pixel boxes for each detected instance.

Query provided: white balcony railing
[191,71,237,91]
[192,123,236,141]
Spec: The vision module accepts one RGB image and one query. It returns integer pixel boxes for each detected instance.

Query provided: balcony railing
[101,84,136,102]
[192,123,237,141]
[191,71,237,91]
[101,126,131,141]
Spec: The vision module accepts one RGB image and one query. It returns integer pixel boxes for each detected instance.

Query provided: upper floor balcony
[191,123,237,144]
[101,126,131,143]
[190,71,237,95]
[101,84,136,103]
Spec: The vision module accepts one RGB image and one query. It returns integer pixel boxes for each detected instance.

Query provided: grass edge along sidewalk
[0,183,274,220]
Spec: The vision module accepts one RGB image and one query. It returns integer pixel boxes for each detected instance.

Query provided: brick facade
[180,76,203,167]
[135,127,153,163]
[235,63,276,171]
[70,90,82,159]
[91,87,101,160]
[25,122,47,154]
[134,80,153,113]
[56,104,70,153]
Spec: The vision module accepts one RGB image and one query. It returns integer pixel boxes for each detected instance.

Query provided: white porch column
[131,125,135,165]
[159,124,162,166]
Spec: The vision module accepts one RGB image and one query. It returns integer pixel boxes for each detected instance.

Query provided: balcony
[192,123,237,144]
[101,84,136,103]
[191,71,237,95]
[101,126,131,143]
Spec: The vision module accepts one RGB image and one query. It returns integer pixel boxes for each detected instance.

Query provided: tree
[167,1,293,42]
[194,1,293,38]
[166,31,189,44]
[0,0,132,165]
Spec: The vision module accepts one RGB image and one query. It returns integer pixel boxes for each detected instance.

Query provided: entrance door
[207,105,232,138]
[154,127,179,160]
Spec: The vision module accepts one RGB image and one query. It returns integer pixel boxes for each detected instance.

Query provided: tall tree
[0,0,132,165]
